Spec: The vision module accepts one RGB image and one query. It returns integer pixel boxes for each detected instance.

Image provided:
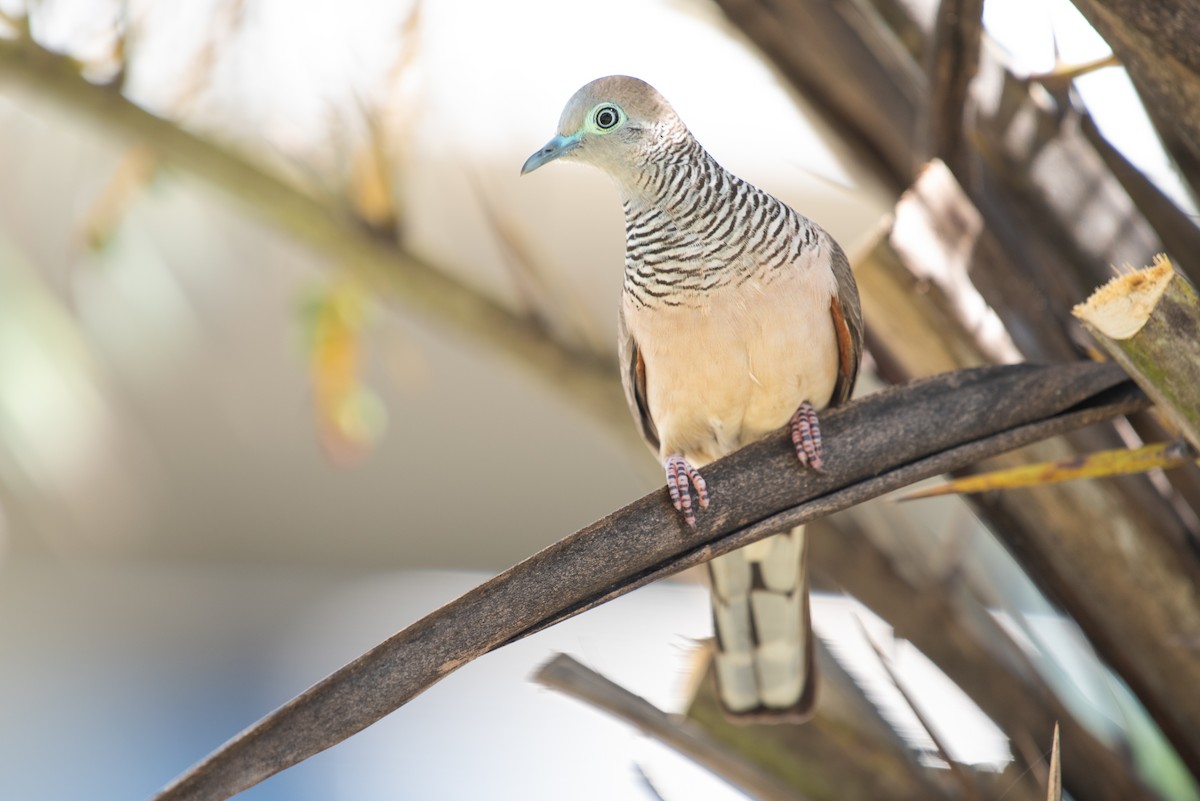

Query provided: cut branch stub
[1074,255,1200,452]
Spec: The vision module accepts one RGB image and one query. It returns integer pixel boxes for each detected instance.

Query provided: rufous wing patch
[829,296,856,408]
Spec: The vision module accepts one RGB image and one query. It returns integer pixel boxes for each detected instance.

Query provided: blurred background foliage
[1,1,1200,800]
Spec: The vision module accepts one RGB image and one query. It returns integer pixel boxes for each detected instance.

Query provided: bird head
[521,75,682,180]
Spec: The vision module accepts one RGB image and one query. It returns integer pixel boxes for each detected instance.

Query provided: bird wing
[827,240,864,408]
[617,303,660,454]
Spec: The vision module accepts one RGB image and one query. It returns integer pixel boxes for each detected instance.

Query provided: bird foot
[664,453,709,528]
[790,401,824,471]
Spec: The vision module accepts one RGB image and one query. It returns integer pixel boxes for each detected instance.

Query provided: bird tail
[707,525,815,721]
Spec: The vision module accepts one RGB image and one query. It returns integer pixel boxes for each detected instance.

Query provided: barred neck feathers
[618,126,818,309]
[518,75,822,309]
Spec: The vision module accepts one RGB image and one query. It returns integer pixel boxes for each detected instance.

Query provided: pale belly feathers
[624,266,839,466]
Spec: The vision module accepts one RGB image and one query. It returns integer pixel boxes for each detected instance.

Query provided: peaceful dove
[522,76,863,719]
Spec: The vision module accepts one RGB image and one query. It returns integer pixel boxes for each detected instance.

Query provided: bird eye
[593,105,621,130]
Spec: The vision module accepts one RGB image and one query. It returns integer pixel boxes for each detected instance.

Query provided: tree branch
[812,517,1162,801]
[1068,0,1200,201]
[1075,257,1200,451]
[534,654,812,801]
[1077,112,1200,287]
[0,35,634,439]
[852,160,1200,779]
[926,0,984,175]
[687,643,964,801]
[147,362,1145,801]
[712,0,923,189]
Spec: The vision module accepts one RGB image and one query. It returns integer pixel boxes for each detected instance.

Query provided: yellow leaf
[303,280,385,463]
[896,440,1194,501]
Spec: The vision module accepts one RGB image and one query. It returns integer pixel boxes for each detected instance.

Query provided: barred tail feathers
[707,525,814,719]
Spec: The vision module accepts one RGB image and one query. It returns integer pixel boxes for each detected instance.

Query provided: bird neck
[617,130,718,211]
[615,141,817,309]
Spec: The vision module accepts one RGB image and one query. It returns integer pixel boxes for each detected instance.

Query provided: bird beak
[521,133,580,175]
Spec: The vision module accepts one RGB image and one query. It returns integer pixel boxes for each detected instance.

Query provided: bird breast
[623,263,840,466]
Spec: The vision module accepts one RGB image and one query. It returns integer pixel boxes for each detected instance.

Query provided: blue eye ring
[594,104,621,130]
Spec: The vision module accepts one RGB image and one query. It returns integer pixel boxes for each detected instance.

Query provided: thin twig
[1046,723,1062,801]
[856,619,989,801]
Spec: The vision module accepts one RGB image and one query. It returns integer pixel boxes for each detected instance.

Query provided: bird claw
[664,453,709,528]
[790,401,824,471]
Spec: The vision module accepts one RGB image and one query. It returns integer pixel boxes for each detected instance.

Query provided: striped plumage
[621,132,820,309]
[522,76,862,719]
